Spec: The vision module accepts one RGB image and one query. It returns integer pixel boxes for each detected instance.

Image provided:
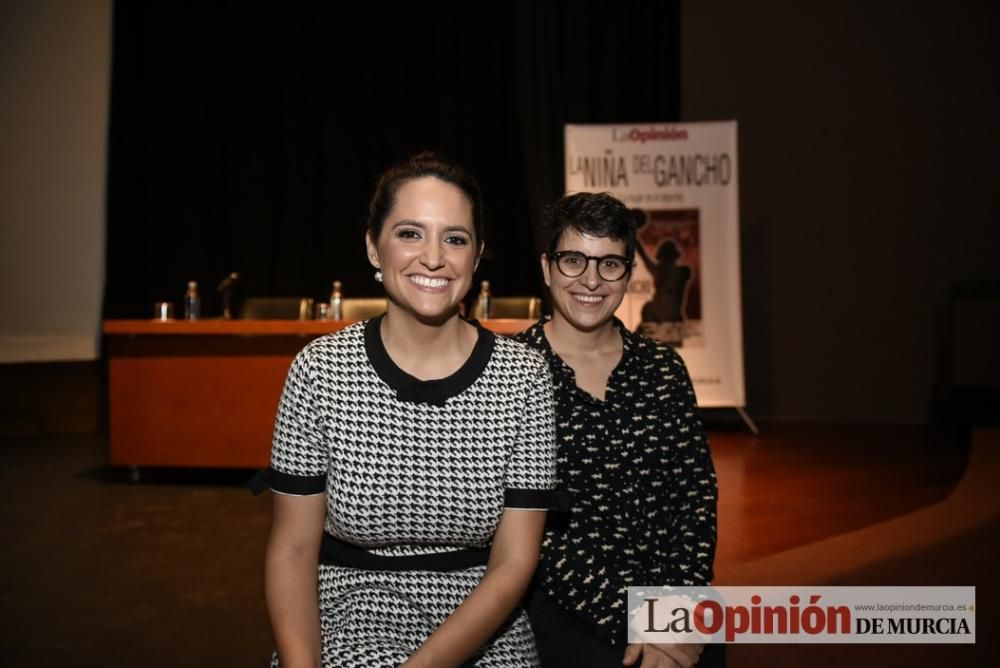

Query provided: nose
[419,241,444,270]
[581,259,601,289]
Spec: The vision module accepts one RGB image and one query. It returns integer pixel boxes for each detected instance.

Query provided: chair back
[472,296,542,320]
[341,298,388,320]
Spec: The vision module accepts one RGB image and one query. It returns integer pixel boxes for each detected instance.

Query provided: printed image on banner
[633,208,703,347]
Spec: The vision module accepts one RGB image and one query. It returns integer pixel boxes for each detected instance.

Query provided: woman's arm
[635,234,656,272]
[620,348,717,667]
[401,508,547,668]
[265,492,327,668]
[651,347,718,587]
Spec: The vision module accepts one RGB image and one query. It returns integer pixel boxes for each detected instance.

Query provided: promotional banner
[565,122,745,408]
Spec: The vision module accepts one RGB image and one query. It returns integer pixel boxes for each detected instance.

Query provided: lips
[572,294,605,304]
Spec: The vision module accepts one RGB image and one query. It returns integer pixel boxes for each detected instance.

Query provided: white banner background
[565,122,745,407]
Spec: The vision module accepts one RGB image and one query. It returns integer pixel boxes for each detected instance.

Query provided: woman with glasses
[514,192,720,668]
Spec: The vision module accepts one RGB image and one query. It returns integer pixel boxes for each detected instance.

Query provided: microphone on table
[216,272,240,319]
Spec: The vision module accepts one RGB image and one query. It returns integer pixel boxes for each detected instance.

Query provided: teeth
[574,294,604,303]
[410,275,449,288]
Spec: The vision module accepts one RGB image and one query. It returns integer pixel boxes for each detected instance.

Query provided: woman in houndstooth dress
[257,153,557,668]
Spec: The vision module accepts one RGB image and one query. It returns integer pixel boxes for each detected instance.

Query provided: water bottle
[478,280,492,320]
[184,281,200,320]
[330,280,343,320]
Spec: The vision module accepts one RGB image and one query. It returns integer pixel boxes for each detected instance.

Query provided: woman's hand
[401,508,547,668]
[622,642,703,668]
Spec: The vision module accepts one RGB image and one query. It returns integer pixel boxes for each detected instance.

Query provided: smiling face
[542,227,630,333]
[366,176,481,324]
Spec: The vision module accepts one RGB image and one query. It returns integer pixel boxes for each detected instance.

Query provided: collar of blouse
[526,317,640,406]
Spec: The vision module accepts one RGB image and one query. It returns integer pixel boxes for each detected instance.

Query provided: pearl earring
[374,269,383,283]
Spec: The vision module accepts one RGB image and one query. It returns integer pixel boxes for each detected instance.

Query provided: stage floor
[710,423,968,566]
[0,423,994,666]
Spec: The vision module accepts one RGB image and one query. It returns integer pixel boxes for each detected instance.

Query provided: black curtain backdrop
[104,2,681,318]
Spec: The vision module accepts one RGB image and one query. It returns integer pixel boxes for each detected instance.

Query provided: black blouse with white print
[514,318,718,647]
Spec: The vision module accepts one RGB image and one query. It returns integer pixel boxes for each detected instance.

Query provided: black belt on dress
[320,533,490,572]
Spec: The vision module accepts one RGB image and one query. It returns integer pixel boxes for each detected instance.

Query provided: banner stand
[735,407,760,435]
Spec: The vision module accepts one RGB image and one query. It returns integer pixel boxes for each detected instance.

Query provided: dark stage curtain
[104,2,680,318]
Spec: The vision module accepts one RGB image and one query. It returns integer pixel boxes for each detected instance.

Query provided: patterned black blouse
[514,319,718,647]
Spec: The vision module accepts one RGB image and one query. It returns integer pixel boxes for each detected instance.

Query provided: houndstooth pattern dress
[266,316,557,667]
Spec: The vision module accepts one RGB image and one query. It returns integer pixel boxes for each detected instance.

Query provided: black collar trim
[364,314,495,407]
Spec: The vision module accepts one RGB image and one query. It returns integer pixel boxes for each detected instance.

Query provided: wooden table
[103,319,535,470]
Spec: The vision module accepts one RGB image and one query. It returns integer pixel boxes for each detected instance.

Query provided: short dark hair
[367,151,485,246]
[544,192,638,260]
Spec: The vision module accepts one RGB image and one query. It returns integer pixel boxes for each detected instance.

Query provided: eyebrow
[555,249,625,256]
[391,220,473,236]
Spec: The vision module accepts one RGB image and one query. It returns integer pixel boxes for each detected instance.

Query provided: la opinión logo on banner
[627,586,975,644]
[612,125,689,143]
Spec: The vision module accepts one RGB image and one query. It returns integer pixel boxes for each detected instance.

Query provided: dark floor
[0,434,273,667]
[0,424,993,666]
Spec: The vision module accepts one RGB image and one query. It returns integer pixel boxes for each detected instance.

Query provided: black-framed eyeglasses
[550,250,633,282]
